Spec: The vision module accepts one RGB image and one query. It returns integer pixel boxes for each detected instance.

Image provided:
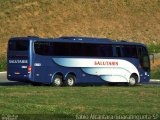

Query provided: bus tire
[52,75,63,87]
[128,75,138,86]
[65,74,76,87]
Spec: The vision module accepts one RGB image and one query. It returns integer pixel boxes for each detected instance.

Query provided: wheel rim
[129,77,136,86]
[54,78,61,86]
[68,78,74,86]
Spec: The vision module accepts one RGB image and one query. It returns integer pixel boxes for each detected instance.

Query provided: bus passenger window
[122,45,138,58]
[116,46,122,57]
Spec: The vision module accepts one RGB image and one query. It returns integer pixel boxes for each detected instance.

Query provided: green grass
[148,44,160,53]
[0,55,7,72]
[0,86,159,119]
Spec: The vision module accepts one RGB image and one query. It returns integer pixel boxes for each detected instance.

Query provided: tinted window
[122,45,138,58]
[115,46,122,57]
[34,42,113,57]
[9,40,29,51]
[137,46,150,70]
[143,55,150,69]
[137,46,148,57]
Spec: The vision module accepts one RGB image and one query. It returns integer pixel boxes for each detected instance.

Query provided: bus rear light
[28,66,32,73]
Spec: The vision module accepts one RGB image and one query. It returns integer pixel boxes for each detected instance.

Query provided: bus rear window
[9,40,29,51]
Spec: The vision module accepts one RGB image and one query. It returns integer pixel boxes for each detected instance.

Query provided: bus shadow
[75,83,130,87]
[1,82,157,87]
[0,82,30,86]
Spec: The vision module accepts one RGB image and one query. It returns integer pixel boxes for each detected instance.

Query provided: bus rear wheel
[65,75,76,87]
[52,75,63,87]
[128,75,138,86]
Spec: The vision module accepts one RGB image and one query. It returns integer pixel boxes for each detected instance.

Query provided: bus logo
[94,61,118,66]
[9,60,28,64]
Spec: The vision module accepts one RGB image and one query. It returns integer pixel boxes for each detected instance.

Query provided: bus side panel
[33,64,106,85]
[32,56,106,84]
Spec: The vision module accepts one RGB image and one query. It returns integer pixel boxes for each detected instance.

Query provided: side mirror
[149,54,154,64]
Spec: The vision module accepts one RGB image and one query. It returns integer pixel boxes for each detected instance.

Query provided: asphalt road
[0,72,160,86]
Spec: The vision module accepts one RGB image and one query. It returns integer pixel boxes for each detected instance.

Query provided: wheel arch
[65,72,77,81]
[51,72,64,83]
[130,73,139,83]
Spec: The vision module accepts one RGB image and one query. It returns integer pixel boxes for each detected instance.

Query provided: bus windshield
[137,46,150,71]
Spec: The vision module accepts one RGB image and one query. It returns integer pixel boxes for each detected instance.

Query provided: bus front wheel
[52,75,63,87]
[65,74,76,87]
[128,75,138,86]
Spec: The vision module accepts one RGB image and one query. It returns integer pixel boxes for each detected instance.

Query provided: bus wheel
[65,75,76,87]
[52,75,63,87]
[128,75,137,86]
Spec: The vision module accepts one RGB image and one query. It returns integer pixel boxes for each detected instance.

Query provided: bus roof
[10,36,146,46]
